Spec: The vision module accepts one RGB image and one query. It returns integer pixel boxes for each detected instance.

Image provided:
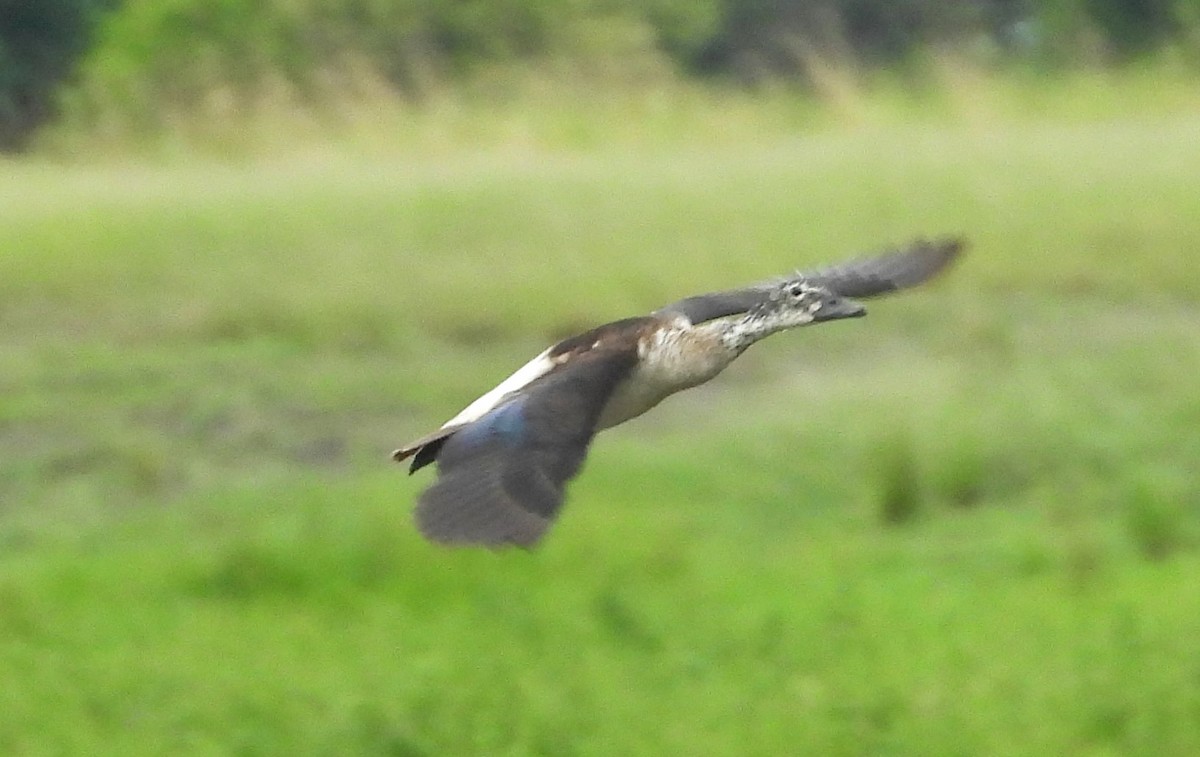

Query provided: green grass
[3,111,1200,754]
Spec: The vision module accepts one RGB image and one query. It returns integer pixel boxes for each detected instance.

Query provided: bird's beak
[814,296,866,322]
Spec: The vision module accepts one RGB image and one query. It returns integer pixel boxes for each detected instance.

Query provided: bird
[393,238,964,548]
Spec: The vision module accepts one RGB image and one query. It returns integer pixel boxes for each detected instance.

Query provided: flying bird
[394,238,964,548]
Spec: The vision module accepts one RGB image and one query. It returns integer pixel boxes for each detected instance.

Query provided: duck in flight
[394,238,964,548]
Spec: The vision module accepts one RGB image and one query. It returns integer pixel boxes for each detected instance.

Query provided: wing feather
[414,347,638,548]
[657,237,963,324]
[803,238,964,299]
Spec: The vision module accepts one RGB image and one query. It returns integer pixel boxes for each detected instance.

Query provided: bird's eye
[787,284,805,298]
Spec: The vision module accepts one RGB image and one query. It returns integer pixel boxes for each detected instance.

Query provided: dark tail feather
[391,427,458,473]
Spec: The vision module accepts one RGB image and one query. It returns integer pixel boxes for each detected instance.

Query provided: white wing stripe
[441,348,557,428]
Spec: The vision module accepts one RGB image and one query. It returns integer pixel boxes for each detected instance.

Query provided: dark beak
[814,296,866,322]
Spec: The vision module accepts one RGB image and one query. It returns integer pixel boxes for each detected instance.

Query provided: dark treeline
[2,0,1197,151]
[0,0,117,151]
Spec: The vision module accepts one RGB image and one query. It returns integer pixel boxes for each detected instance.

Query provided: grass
[3,107,1200,754]
[46,59,1200,158]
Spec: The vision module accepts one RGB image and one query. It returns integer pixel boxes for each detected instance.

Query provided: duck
[394,238,963,548]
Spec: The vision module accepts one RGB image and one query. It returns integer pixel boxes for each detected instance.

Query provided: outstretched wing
[803,238,963,299]
[655,287,771,327]
[392,346,561,474]
[414,347,638,548]
[657,237,963,325]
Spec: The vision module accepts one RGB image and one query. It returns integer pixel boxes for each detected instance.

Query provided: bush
[53,0,701,140]
[876,433,922,526]
[693,0,1002,78]
[0,0,116,151]
[1124,474,1194,561]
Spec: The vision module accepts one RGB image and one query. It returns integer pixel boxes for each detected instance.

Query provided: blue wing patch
[454,398,527,448]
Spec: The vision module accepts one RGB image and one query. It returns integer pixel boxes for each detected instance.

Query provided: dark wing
[803,237,963,299]
[654,288,772,326]
[656,237,964,324]
[414,347,638,548]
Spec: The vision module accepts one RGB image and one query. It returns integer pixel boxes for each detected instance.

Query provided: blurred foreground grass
[2,113,1200,754]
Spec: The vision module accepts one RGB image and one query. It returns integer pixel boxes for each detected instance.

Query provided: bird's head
[750,278,866,331]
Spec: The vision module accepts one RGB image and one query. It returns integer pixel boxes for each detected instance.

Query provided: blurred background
[2,1,1199,753]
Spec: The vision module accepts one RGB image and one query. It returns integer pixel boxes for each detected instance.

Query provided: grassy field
[2,111,1200,754]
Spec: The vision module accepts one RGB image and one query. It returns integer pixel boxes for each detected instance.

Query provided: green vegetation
[5,0,1200,152]
[3,106,1200,753]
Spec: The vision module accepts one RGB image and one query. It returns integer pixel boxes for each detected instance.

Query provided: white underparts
[597,319,739,429]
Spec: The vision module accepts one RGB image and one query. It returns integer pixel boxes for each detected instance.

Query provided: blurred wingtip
[414,487,550,550]
[933,235,967,260]
[899,235,967,287]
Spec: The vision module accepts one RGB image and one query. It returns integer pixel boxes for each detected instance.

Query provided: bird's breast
[596,324,735,429]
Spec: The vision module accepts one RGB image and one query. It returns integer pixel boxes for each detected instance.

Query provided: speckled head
[752,279,866,330]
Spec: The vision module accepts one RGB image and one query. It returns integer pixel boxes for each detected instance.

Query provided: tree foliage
[0,0,117,150]
[3,0,1199,151]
